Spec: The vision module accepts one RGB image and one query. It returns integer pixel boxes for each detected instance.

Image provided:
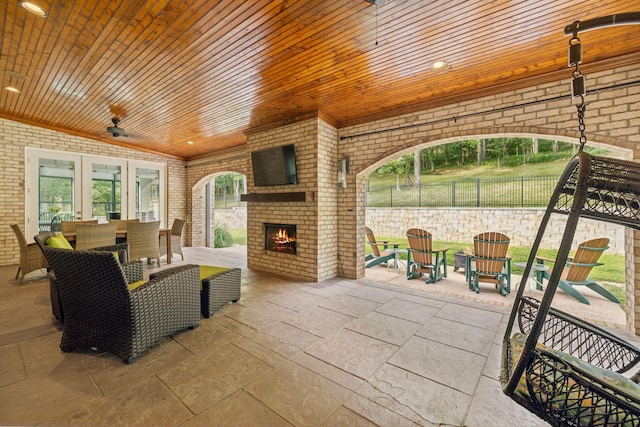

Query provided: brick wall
[243,118,339,281]
[0,118,186,266]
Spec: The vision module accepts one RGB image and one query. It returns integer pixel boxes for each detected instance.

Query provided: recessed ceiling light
[187,140,194,145]
[4,86,21,93]
[430,60,449,71]
[20,2,48,18]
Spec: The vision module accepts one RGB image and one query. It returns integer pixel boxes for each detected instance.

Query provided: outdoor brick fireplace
[264,223,297,255]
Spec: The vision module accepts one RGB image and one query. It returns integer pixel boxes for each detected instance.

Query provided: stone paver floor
[2,245,634,426]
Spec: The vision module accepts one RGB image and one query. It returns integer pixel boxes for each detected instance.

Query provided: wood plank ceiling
[1,0,639,160]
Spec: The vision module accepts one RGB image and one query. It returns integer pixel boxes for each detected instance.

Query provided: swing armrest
[518,297,640,374]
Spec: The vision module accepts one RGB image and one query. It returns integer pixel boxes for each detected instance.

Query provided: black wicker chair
[39,244,201,363]
[34,232,144,324]
[501,152,640,425]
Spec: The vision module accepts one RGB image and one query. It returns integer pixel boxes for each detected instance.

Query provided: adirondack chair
[405,228,448,283]
[364,227,397,268]
[468,231,511,296]
[534,237,618,305]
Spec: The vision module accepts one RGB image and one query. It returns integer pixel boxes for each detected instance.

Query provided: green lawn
[227,228,247,245]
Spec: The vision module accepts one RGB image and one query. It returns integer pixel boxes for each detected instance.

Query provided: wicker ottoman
[199,266,241,318]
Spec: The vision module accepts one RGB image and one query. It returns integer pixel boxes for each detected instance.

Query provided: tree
[413,148,421,187]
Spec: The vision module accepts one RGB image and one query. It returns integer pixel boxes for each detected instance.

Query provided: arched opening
[191,172,247,249]
[359,132,633,326]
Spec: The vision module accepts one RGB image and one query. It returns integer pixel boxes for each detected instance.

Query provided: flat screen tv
[251,144,298,186]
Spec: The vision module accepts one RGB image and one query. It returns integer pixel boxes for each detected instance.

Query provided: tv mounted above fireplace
[251,144,298,186]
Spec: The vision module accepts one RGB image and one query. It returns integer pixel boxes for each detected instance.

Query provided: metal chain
[570,34,588,152]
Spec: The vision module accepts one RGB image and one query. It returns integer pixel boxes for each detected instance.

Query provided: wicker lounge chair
[34,232,144,324]
[10,224,47,284]
[39,244,200,362]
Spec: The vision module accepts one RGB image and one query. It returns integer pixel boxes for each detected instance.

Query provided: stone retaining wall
[214,207,247,230]
[366,207,625,255]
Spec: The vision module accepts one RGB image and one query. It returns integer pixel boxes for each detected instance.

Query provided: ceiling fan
[106,117,128,137]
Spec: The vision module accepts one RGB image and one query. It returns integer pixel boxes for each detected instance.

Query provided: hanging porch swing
[501,13,640,426]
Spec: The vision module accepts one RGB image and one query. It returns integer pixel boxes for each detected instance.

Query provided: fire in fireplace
[264,223,297,254]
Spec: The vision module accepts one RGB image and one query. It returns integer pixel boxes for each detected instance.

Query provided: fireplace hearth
[264,223,297,254]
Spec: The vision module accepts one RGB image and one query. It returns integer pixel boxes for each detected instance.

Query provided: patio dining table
[63,228,173,264]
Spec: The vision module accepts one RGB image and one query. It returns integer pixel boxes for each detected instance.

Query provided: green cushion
[46,233,73,249]
[199,266,230,291]
[510,332,640,419]
[199,266,229,281]
[128,280,147,291]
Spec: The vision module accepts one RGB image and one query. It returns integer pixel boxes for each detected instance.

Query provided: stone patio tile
[436,302,504,330]
[284,307,356,338]
[464,375,548,426]
[224,300,298,330]
[375,298,439,324]
[46,376,192,426]
[321,405,380,426]
[342,393,424,426]
[172,318,241,356]
[358,363,470,426]
[158,342,272,414]
[346,311,421,346]
[181,390,293,427]
[0,343,26,387]
[388,336,485,395]
[0,363,101,426]
[291,352,364,392]
[416,315,496,355]
[245,360,352,427]
[246,320,323,359]
[304,329,398,379]
[267,290,327,312]
[347,285,401,304]
[318,294,381,318]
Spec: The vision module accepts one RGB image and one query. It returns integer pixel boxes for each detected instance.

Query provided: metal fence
[366,175,559,208]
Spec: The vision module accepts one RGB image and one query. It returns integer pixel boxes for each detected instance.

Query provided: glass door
[82,157,128,222]
[26,148,167,237]
[26,148,82,238]
[128,161,166,228]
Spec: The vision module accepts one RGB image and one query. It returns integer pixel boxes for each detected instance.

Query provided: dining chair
[60,219,98,234]
[160,218,186,261]
[10,224,48,283]
[109,218,140,232]
[127,221,162,266]
[75,222,118,250]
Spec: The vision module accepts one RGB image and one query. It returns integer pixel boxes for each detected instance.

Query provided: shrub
[214,226,234,248]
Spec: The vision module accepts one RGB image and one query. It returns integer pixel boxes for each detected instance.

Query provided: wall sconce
[337,156,349,188]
